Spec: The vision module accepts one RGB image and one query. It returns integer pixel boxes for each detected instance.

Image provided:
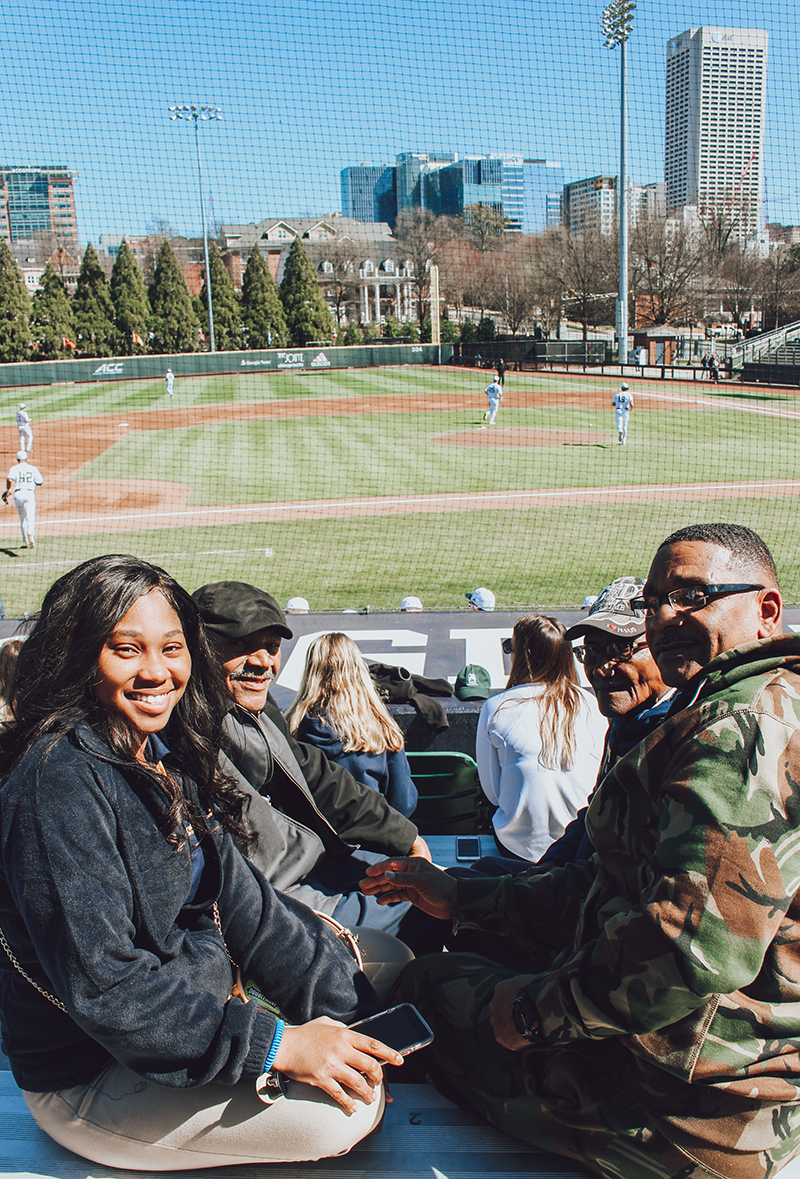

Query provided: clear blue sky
[0,0,796,244]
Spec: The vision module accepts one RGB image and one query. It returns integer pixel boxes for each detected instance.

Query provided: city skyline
[0,0,796,246]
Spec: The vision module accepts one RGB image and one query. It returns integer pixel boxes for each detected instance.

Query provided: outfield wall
[0,343,453,389]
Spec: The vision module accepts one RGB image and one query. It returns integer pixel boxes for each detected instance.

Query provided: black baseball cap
[564,576,646,641]
[192,581,293,640]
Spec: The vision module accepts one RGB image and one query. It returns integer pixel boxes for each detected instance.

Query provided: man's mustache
[229,665,276,682]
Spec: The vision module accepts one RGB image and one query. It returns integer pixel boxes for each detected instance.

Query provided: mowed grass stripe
[78,405,800,506]
[8,366,796,422]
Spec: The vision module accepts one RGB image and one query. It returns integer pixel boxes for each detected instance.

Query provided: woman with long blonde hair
[476,614,606,860]
[286,633,417,817]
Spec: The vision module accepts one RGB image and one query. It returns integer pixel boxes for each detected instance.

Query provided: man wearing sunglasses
[369,523,800,1177]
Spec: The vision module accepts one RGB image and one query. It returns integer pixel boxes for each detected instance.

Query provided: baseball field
[1,364,798,617]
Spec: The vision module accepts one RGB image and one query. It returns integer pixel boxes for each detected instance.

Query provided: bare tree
[463,204,509,254]
[437,237,478,322]
[484,238,539,336]
[556,229,615,341]
[716,244,762,326]
[394,209,459,326]
[758,245,800,332]
[698,190,756,259]
[630,217,701,326]
[529,228,566,337]
[309,237,361,325]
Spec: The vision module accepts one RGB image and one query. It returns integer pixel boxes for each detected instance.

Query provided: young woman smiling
[0,555,399,1171]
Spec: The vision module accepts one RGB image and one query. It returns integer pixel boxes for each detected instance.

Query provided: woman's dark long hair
[0,554,252,849]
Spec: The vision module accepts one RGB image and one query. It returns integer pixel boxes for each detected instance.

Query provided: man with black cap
[192,581,434,952]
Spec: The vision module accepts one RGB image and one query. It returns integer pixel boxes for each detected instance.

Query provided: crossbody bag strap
[0,922,67,1013]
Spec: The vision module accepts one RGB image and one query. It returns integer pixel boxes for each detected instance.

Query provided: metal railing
[730,320,800,369]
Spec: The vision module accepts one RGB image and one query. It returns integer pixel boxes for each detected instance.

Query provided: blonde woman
[286,633,417,817]
[477,614,606,861]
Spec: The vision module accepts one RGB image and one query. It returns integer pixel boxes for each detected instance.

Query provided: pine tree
[30,264,75,360]
[149,241,200,354]
[199,243,243,351]
[240,247,288,348]
[73,244,117,357]
[110,239,150,354]
[279,238,335,346]
[342,322,362,345]
[0,239,32,362]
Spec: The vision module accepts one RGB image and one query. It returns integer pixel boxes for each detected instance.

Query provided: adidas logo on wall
[309,352,331,368]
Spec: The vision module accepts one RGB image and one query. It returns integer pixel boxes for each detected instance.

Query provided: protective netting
[0,0,797,617]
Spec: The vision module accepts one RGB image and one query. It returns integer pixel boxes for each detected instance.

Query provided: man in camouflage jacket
[369,524,800,1178]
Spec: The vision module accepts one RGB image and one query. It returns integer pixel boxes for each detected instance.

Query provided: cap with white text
[564,576,646,641]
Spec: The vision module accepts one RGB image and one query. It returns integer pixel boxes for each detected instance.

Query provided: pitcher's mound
[434,427,609,448]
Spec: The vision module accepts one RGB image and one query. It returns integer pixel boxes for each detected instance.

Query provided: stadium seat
[407,751,491,835]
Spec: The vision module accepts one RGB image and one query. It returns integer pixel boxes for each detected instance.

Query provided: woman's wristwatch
[512,990,542,1043]
[256,1018,287,1104]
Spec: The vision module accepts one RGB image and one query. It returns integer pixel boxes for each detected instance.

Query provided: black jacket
[220,696,418,910]
[0,725,375,1092]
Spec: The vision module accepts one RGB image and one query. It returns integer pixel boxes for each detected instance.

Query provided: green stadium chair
[407,751,492,836]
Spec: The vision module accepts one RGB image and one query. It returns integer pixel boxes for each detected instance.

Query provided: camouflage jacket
[456,635,800,1163]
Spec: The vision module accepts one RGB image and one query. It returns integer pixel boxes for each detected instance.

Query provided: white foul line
[7,478,800,530]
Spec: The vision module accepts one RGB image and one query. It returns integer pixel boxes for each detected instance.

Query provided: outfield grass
[1,366,797,615]
[81,404,800,504]
[2,497,799,618]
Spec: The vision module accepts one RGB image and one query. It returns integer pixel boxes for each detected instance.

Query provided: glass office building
[521,160,564,233]
[340,165,397,228]
[0,166,78,249]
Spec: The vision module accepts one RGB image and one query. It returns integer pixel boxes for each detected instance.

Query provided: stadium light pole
[602,0,635,367]
[169,103,222,353]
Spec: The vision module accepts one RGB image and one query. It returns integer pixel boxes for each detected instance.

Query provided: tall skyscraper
[664,27,768,240]
[0,166,79,250]
[340,164,397,227]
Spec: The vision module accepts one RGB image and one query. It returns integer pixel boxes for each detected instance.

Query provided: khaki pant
[25,1061,384,1171]
[23,931,409,1171]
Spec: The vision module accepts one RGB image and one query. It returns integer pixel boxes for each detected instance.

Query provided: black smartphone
[351,1003,434,1056]
[456,835,482,861]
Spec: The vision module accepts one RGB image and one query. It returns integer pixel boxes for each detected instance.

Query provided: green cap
[454,664,491,701]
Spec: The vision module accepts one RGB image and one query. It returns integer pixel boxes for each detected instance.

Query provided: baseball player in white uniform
[482,380,503,426]
[4,451,43,549]
[165,369,175,398]
[16,404,33,453]
[612,382,634,445]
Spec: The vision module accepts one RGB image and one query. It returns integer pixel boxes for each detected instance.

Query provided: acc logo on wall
[92,362,125,376]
